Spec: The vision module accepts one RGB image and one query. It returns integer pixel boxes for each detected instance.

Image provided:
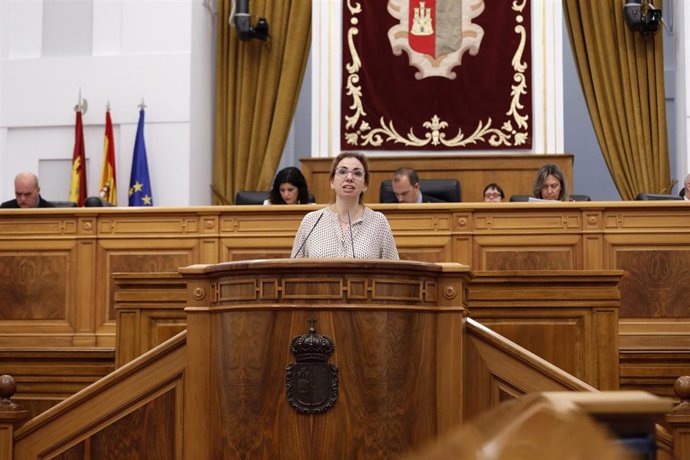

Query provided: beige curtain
[563,0,671,199]
[213,0,311,204]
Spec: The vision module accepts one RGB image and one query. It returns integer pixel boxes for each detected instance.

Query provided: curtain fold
[563,0,671,200]
[213,0,311,204]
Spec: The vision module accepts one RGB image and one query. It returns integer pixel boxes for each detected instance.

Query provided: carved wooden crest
[286,317,338,414]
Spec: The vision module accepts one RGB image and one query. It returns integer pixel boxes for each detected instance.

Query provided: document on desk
[528,197,558,202]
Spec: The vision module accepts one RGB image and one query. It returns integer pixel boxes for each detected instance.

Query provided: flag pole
[74,89,88,114]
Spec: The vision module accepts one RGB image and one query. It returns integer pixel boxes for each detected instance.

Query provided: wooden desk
[301,153,574,203]
[0,201,688,396]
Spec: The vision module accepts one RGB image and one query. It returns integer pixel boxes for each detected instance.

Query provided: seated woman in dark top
[264,167,311,205]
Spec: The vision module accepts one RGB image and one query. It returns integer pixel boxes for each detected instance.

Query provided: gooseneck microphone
[293,211,324,258]
[347,209,356,258]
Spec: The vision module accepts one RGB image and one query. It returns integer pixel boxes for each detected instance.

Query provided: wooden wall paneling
[219,208,309,261]
[603,234,690,318]
[593,307,620,390]
[463,318,596,421]
[300,154,574,203]
[0,239,79,347]
[13,332,186,459]
[74,216,98,347]
[467,271,622,390]
[0,349,115,420]
[386,207,454,263]
[73,384,177,459]
[221,235,299,261]
[197,213,221,264]
[452,236,473,266]
[473,234,583,270]
[619,319,690,350]
[471,208,583,271]
[582,209,605,270]
[95,238,200,347]
[469,310,589,381]
[619,318,690,395]
[116,310,139,368]
[113,273,187,368]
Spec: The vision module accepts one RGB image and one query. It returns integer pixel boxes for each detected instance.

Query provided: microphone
[293,211,324,258]
[347,209,355,258]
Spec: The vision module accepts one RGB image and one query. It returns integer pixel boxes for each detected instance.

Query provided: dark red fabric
[341,0,532,151]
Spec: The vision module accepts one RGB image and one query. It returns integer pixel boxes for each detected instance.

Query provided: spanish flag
[99,109,117,205]
[68,109,87,206]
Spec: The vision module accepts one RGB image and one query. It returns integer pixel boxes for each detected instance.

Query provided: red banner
[341,0,532,151]
[69,111,87,206]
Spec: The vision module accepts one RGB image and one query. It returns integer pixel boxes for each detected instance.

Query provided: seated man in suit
[392,167,442,203]
[1,172,54,208]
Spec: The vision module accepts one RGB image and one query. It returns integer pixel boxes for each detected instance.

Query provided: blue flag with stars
[128,109,154,206]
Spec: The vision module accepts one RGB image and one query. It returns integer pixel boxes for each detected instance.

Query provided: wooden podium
[179,259,471,459]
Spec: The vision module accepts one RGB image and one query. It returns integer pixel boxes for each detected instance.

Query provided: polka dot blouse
[291,207,399,259]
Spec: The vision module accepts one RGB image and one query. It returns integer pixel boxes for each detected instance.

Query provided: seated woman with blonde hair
[533,164,569,201]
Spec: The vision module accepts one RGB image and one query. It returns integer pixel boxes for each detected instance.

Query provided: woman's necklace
[332,205,363,224]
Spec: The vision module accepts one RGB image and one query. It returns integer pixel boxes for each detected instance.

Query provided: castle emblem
[387,0,485,79]
[411,2,433,36]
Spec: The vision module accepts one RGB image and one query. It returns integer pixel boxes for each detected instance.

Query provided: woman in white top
[291,152,399,259]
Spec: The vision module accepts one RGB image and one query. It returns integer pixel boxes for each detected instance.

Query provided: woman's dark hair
[533,164,569,201]
[268,167,310,204]
[329,152,370,204]
[483,183,505,199]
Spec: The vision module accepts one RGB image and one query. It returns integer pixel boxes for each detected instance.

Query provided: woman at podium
[291,152,399,259]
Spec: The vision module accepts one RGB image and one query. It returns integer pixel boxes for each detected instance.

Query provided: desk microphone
[293,211,324,258]
[347,209,356,258]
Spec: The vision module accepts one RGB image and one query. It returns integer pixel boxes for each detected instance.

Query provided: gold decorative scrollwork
[344,1,530,148]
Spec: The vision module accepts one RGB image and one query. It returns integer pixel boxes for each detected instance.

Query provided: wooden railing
[2,320,682,458]
[405,391,671,460]
[11,332,186,459]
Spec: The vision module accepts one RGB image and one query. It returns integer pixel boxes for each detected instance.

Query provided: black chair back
[570,194,591,201]
[379,179,461,203]
[235,191,270,205]
[49,200,78,207]
[84,196,114,207]
[509,195,531,202]
[634,193,683,201]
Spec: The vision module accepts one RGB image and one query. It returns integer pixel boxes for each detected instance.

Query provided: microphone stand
[347,209,355,258]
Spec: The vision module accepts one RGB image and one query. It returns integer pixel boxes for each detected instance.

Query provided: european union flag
[128,109,154,206]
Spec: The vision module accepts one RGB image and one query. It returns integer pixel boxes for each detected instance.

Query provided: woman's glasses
[334,167,365,180]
